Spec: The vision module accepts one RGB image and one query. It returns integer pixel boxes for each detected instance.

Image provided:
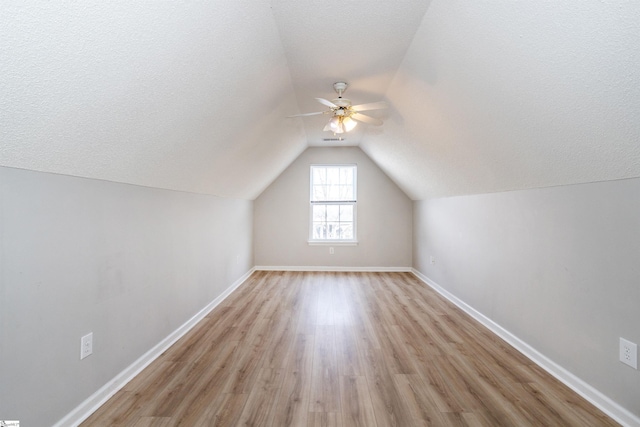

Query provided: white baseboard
[53,268,256,427]
[254,265,412,272]
[411,268,640,427]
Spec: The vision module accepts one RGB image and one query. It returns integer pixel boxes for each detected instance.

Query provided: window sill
[308,240,358,246]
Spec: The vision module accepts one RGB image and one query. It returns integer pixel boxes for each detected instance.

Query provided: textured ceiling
[270,0,431,146]
[2,1,640,200]
[360,1,640,199]
[0,1,306,199]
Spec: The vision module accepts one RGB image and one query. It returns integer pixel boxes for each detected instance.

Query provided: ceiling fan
[288,82,387,134]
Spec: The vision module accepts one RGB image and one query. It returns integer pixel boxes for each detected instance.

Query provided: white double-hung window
[309,164,357,243]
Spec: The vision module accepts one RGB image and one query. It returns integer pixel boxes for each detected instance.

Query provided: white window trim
[308,164,358,244]
[307,240,358,246]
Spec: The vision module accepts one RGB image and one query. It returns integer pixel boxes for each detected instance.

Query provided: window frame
[308,164,358,244]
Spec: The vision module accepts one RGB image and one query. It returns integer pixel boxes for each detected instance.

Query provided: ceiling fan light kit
[342,116,357,131]
[324,115,358,134]
[288,81,387,135]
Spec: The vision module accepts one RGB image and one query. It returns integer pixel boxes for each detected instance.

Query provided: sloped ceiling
[2,1,639,200]
[0,1,306,199]
[270,0,431,147]
[361,1,640,199]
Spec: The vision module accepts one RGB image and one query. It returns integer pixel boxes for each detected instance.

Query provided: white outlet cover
[81,332,93,360]
[619,337,637,369]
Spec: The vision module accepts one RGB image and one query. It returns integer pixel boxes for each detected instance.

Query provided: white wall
[254,147,412,268]
[414,178,640,419]
[0,166,253,426]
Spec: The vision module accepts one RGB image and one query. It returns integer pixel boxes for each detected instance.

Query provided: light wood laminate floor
[82,271,618,426]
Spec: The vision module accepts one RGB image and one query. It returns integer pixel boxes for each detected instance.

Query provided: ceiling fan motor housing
[333,98,351,107]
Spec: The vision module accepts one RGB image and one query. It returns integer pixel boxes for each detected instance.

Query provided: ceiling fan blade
[287,111,326,118]
[351,112,383,126]
[350,101,388,112]
[315,97,338,108]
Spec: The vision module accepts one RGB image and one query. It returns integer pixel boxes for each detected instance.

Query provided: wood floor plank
[122,361,177,394]
[260,308,296,370]
[526,380,619,426]
[272,370,311,427]
[144,336,237,419]
[363,347,415,426]
[286,333,315,374]
[393,373,449,426]
[377,322,417,375]
[445,348,537,426]
[442,411,493,427]
[130,417,172,427]
[307,412,343,427]
[159,317,215,363]
[81,271,619,427]
[293,274,319,335]
[195,392,247,427]
[339,375,377,427]
[335,324,366,376]
[417,356,467,413]
[222,335,267,395]
[272,333,314,426]
[236,368,284,426]
[160,341,239,424]
[309,325,341,413]
[348,274,382,350]
[81,390,141,426]
[315,273,336,326]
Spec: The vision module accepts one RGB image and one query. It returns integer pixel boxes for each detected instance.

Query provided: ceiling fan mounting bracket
[333,81,348,97]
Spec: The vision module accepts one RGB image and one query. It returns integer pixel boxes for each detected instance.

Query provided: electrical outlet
[430,256,435,264]
[619,338,637,369]
[81,332,93,360]
[329,247,334,255]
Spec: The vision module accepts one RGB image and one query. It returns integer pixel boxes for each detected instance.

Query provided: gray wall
[254,147,412,268]
[0,166,254,426]
[413,177,640,417]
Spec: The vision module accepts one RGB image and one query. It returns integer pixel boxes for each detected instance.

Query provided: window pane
[341,224,353,239]
[326,222,340,239]
[341,168,353,185]
[326,205,339,222]
[327,185,340,201]
[313,223,325,239]
[313,205,326,221]
[313,168,325,184]
[327,168,339,186]
[339,205,353,221]
[341,186,353,201]
[312,185,324,201]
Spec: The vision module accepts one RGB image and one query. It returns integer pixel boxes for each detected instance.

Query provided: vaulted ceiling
[2,1,639,200]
